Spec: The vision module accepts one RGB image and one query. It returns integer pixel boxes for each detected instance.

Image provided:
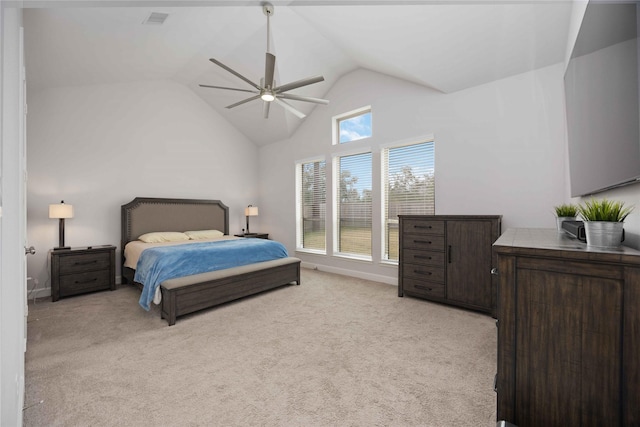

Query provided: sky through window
[339,111,372,143]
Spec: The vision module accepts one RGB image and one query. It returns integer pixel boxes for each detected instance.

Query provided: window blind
[383,141,435,261]
[299,160,326,251]
[336,152,372,258]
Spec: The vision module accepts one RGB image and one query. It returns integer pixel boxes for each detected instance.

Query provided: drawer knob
[414,270,432,276]
[415,225,433,229]
[414,240,432,245]
[491,268,499,276]
[75,278,98,284]
[415,255,432,260]
[415,284,433,292]
[75,260,98,266]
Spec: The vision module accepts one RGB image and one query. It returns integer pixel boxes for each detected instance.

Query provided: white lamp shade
[245,206,259,216]
[49,203,74,219]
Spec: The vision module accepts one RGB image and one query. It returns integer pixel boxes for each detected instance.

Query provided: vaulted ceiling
[23,1,574,146]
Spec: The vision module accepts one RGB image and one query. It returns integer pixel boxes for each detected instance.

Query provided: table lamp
[49,200,73,250]
[244,205,259,235]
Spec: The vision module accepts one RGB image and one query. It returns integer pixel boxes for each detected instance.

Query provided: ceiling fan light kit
[199,2,328,119]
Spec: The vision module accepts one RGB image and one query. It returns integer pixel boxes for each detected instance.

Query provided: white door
[0,9,29,426]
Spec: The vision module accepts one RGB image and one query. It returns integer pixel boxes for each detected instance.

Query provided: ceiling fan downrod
[263,2,274,55]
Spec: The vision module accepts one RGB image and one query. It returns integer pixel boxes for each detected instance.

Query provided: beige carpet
[24,269,497,426]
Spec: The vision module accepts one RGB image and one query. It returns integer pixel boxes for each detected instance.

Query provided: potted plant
[577,198,634,248]
[554,203,578,233]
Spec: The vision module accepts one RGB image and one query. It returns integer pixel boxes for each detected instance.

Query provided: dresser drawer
[59,252,111,274]
[58,269,112,296]
[403,249,445,266]
[402,219,445,235]
[403,262,445,283]
[402,278,446,299]
[403,234,445,251]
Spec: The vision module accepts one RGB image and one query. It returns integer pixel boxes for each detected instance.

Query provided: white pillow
[138,231,190,243]
[184,229,224,240]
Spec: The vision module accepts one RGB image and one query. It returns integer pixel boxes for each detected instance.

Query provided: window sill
[295,248,327,256]
[379,260,399,267]
[333,253,373,263]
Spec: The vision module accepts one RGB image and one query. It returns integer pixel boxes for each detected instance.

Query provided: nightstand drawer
[58,269,112,296]
[59,252,111,274]
[402,234,445,251]
[403,263,445,283]
[403,279,445,299]
[402,249,444,266]
[402,219,445,235]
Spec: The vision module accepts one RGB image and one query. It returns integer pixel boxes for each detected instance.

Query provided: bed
[121,197,301,325]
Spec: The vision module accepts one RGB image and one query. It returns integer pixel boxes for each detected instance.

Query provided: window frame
[380,136,436,264]
[332,148,373,261]
[332,105,372,145]
[295,156,327,255]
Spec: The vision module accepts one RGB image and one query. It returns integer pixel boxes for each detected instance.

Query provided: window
[333,107,372,144]
[334,152,372,258]
[382,140,435,261]
[296,160,326,252]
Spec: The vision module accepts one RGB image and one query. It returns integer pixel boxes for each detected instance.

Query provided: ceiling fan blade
[274,97,306,119]
[274,76,324,94]
[263,101,271,119]
[199,84,258,94]
[226,94,262,109]
[209,58,262,91]
[278,93,330,105]
[264,53,276,89]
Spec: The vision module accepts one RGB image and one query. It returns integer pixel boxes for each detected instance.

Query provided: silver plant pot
[584,221,624,249]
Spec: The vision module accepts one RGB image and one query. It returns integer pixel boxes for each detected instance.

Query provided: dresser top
[398,215,502,220]
[494,228,640,264]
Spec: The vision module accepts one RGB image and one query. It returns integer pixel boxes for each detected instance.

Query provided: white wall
[26,80,260,296]
[259,65,567,284]
[562,0,640,250]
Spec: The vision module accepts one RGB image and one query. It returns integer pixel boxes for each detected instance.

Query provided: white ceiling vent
[143,12,169,25]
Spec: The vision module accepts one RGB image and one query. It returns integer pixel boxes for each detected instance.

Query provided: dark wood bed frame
[121,197,300,325]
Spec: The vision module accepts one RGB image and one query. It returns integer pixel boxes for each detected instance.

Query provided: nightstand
[50,245,116,302]
[234,233,269,239]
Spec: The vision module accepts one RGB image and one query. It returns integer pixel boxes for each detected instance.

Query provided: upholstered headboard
[121,197,229,249]
[120,197,229,285]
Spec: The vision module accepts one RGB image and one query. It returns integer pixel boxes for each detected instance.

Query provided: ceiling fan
[199,2,329,119]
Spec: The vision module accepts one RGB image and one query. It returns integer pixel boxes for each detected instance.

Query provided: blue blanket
[135,238,289,310]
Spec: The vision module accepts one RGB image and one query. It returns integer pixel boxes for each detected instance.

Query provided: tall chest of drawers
[51,245,116,301]
[398,215,501,315]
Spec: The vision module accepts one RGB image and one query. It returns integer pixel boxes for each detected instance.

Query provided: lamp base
[53,246,71,251]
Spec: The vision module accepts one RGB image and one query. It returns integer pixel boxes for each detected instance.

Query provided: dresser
[398,215,501,315]
[493,228,640,426]
[50,245,116,301]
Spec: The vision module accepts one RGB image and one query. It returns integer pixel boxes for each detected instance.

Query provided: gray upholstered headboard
[120,197,229,250]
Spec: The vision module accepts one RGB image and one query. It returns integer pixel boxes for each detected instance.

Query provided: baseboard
[300,262,397,286]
